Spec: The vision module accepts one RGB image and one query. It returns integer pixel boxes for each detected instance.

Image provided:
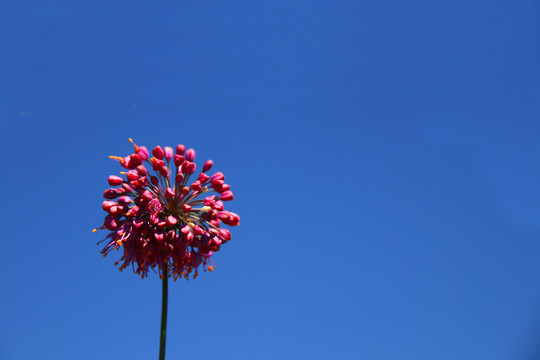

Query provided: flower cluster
[94,139,239,280]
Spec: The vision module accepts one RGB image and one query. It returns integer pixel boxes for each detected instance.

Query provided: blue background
[1,0,540,359]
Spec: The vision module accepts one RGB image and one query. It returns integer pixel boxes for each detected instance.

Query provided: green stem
[159,266,168,360]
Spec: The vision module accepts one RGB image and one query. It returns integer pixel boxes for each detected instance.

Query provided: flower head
[94,139,239,280]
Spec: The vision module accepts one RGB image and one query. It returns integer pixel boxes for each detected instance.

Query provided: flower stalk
[159,265,168,360]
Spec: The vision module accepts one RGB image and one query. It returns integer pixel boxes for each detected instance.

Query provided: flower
[94,139,240,280]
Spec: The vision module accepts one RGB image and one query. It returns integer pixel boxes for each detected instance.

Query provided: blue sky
[1,0,540,359]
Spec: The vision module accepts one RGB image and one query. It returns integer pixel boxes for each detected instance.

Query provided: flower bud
[184,162,196,174]
[176,144,185,155]
[218,211,230,221]
[198,173,210,183]
[109,206,124,216]
[220,191,234,201]
[182,204,192,213]
[174,155,185,167]
[104,215,119,230]
[102,201,116,211]
[165,187,175,197]
[160,166,170,178]
[121,183,133,193]
[213,200,224,211]
[103,189,118,199]
[167,215,178,226]
[125,206,140,217]
[229,212,240,226]
[211,179,224,192]
[136,165,148,176]
[211,172,224,182]
[203,160,213,172]
[185,148,196,162]
[151,158,165,171]
[190,180,202,192]
[127,154,143,168]
[181,225,190,234]
[164,146,174,161]
[193,225,204,236]
[137,146,149,160]
[108,175,123,186]
[152,146,164,160]
[126,171,140,182]
[218,229,231,241]
[141,190,153,201]
[150,176,159,185]
[117,196,132,205]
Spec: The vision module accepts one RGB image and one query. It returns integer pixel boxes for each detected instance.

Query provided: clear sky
[1,1,540,359]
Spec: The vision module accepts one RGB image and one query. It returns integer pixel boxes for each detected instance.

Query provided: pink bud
[193,225,204,236]
[150,176,159,185]
[174,155,185,167]
[117,196,132,205]
[102,201,116,211]
[154,231,164,241]
[127,154,143,168]
[109,206,124,216]
[176,144,185,155]
[211,172,224,182]
[221,184,230,192]
[160,166,170,178]
[220,191,234,201]
[126,171,139,182]
[167,230,177,241]
[211,179,224,192]
[137,146,149,160]
[103,189,118,199]
[203,197,216,206]
[121,183,133,193]
[190,180,202,192]
[218,229,231,241]
[108,175,123,186]
[182,204,192,213]
[141,190,153,201]
[218,211,230,220]
[151,158,165,171]
[198,173,210,183]
[203,160,213,172]
[125,206,140,217]
[164,146,174,161]
[167,215,178,226]
[213,200,224,211]
[104,215,119,230]
[152,146,164,160]
[181,225,190,234]
[185,148,196,162]
[165,187,175,197]
[181,187,190,196]
[136,165,148,176]
[184,162,196,174]
[229,212,240,226]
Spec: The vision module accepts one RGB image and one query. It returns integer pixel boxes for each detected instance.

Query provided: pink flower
[94,139,239,280]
